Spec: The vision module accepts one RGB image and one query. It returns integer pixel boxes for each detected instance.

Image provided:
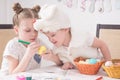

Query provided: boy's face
[43,29,69,47]
[15,18,38,43]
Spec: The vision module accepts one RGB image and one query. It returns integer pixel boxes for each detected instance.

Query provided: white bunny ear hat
[34,5,71,32]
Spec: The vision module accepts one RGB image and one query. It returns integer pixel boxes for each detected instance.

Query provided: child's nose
[32,31,37,36]
[49,37,55,43]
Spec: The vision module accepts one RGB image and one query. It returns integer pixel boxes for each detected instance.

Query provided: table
[0,65,119,80]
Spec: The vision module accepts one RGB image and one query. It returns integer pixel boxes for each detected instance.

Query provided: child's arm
[42,50,63,66]
[7,41,40,74]
[91,37,111,61]
[61,62,74,70]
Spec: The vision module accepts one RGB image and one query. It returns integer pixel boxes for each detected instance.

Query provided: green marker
[18,39,30,45]
[18,39,42,63]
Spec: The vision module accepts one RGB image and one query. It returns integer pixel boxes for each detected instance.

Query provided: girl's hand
[26,41,40,57]
[62,62,74,70]
[41,50,54,60]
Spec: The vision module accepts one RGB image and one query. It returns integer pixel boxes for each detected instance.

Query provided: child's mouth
[30,38,36,41]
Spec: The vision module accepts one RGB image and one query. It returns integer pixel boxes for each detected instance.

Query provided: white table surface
[0,65,120,80]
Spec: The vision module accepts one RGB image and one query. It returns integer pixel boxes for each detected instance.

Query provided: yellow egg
[38,46,46,55]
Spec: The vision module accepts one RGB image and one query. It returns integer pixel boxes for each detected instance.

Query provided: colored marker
[18,39,47,64]
[96,76,103,80]
[18,40,30,45]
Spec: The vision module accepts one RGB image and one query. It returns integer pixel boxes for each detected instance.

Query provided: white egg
[85,59,89,63]
[105,61,113,67]
[79,61,87,64]
[96,59,100,62]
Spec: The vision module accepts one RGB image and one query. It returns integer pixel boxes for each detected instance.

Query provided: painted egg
[88,58,97,64]
[38,46,46,55]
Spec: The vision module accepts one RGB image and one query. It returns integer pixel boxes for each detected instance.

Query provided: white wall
[1,0,120,28]
[0,0,120,34]
[0,0,7,24]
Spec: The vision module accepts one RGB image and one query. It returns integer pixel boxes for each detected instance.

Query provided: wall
[0,0,119,46]
[0,0,120,31]
[0,0,7,24]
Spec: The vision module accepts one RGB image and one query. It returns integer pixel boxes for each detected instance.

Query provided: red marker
[96,76,103,80]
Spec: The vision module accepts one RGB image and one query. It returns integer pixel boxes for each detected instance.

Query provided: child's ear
[13,26,19,34]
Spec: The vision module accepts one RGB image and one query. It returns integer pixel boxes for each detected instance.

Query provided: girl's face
[44,28,70,47]
[15,18,38,43]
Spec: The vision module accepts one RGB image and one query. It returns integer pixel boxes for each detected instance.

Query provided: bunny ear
[12,3,23,14]
[32,5,41,13]
[40,5,57,20]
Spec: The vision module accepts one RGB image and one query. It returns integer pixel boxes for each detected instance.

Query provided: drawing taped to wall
[60,0,118,13]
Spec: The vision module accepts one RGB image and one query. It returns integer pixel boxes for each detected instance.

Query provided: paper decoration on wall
[78,0,87,12]
[89,0,96,13]
[62,0,113,13]
[65,0,73,8]
[104,0,112,12]
[63,0,78,8]
[89,0,112,13]
[97,0,104,13]
[115,0,120,9]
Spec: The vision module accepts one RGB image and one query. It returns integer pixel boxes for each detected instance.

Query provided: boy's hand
[42,50,63,65]
[41,50,54,60]
[61,62,74,70]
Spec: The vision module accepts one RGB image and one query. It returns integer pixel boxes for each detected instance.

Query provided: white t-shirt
[0,37,46,75]
[53,29,103,64]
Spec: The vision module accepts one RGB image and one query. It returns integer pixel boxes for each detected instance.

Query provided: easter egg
[88,58,97,64]
[105,61,113,67]
[96,59,100,62]
[38,46,46,55]
[85,59,89,63]
[79,61,87,64]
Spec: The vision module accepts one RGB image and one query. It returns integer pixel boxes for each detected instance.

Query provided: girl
[0,3,62,75]
[34,5,111,70]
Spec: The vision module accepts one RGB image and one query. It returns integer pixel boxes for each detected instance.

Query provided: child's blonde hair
[12,3,40,26]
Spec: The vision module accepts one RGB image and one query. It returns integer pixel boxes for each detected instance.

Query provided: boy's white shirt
[53,28,103,64]
[0,37,47,75]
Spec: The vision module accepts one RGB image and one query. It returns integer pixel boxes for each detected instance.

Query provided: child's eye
[34,30,38,32]
[25,29,31,32]
[51,34,55,37]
